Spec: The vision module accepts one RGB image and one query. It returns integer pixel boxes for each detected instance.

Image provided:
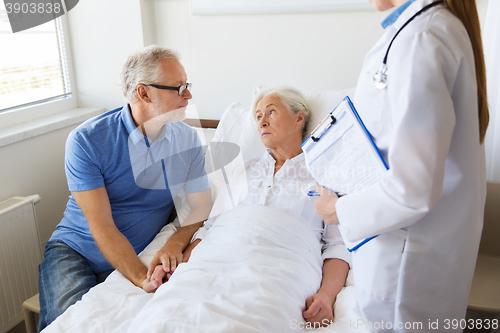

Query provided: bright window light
[0,2,71,112]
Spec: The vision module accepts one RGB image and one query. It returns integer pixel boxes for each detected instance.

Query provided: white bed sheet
[43,205,368,333]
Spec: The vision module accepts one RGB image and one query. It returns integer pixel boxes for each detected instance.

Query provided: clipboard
[302,96,389,251]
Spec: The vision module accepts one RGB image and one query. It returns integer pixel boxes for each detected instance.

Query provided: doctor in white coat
[314,0,489,331]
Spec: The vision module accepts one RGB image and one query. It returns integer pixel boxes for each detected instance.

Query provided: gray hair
[121,45,180,104]
[251,86,311,138]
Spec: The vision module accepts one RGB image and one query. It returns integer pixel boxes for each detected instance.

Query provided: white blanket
[44,205,368,333]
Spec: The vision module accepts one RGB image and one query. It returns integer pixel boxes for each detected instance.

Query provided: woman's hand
[303,258,348,326]
[143,265,170,292]
[151,264,169,288]
[142,278,157,293]
[182,239,201,263]
[313,185,340,224]
[302,290,336,326]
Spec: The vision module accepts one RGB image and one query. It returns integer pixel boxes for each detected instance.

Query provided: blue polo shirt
[50,104,209,273]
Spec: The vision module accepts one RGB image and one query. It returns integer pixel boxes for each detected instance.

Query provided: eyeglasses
[144,83,192,96]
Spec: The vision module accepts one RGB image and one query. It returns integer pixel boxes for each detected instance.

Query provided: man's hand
[147,240,184,280]
[302,291,336,327]
[313,185,340,225]
[144,239,202,291]
[145,189,211,284]
[145,189,211,279]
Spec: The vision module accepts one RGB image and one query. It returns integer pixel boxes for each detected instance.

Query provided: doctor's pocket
[352,228,407,327]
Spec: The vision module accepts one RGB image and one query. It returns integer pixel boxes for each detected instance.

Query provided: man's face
[147,58,192,121]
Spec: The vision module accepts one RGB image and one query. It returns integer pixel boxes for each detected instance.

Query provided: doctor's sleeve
[336,30,463,242]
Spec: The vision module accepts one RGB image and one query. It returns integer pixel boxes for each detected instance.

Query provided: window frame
[0,13,77,130]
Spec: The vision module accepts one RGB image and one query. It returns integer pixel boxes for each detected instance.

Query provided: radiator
[0,195,42,333]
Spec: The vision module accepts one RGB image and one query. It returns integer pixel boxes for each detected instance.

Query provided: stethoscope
[373,0,444,89]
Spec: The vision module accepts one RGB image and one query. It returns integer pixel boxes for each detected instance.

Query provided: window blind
[0,3,71,112]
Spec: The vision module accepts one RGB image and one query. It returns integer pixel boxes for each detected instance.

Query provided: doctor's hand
[147,240,184,281]
[313,185,340,225]
[302,291,336,327]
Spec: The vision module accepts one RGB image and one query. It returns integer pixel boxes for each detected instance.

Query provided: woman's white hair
[251,86,311,138]
[121,45,180,104]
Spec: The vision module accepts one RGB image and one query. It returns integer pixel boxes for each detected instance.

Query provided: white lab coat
[336,0,486,331]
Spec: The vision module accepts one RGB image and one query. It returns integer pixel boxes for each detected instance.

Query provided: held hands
[143,265,169,292]
[302,290,336,326]
[143,239,202,292]
[313,185,340,225]
[146,240,184,289]
[142,264,168,293]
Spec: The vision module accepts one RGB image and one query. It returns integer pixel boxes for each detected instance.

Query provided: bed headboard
[184,119,219,129]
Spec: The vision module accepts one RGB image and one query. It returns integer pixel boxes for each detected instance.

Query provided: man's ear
[137,85,151,103]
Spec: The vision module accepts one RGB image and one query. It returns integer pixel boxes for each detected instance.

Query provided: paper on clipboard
[301,96,388,252]
[301,96,388,195]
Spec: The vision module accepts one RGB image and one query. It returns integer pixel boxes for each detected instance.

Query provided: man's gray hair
[251,86,311,138]
[121,45,180,104]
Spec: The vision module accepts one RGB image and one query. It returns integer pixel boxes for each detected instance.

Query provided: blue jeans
[38,240,113,332]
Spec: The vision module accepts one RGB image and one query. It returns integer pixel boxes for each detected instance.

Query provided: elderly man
[38,46,211,331]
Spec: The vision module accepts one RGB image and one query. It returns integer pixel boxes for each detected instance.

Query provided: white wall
[66,0,145,109]
[154,0,387,120]
[65,0,389,115]
[0,0,490,245]
[67,0,490,120]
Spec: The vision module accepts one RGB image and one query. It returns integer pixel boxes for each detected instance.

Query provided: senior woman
[145,86,351,329]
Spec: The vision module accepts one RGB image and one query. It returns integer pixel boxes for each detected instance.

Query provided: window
[0,2,72,113]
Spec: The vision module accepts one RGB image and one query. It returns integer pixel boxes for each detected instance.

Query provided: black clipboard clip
[311,114,336,142]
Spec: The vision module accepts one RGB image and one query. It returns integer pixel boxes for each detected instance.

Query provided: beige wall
[0,125,78,245]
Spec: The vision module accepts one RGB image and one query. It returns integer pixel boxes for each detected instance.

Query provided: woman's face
[255,94,304,150]
[369,0,406,11]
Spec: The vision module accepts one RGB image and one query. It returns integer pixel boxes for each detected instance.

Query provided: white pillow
[210,102,266,163]
[210,87,356,163]
[303,88,356,134]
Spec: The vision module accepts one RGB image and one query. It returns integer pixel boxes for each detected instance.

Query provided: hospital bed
[40,87,373,333]
[39,85,500,332]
